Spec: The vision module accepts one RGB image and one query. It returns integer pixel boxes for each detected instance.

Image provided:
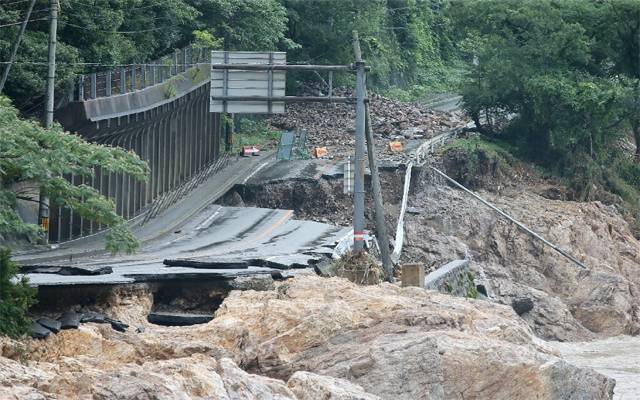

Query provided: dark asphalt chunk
[147,312,214,326]
[163,259,249,269]
[58,312,83,329]
[81,311,108,324]
[20,265,113,276]
[30,322,52,339]
[106,318,129,332]
[36,317,61,333]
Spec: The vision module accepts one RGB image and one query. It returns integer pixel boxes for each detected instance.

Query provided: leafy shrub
[0,248,36,338]
[234,118,281,152]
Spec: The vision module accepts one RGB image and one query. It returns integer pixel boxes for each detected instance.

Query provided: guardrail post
[131,64,137,90]
[106,71,112,96]
[187,45,192,68]
[141,64,146,89]
[182,48,187,72]
[151,64,157,85]
[90,72,97,99]
[120,66,126,93]
[78,75,84,101]
[172,51,178,75]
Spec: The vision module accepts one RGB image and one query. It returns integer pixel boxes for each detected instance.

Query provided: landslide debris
[402,147,640,341]
[268,88,466,162]
[0,276,615,399]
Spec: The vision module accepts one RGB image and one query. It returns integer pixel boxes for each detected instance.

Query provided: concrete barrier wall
[424,259,477,298]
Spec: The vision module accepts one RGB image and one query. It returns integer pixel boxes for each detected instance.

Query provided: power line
[0,17,47,28]
[64,11,177,24]
[0,60,204,67]
[66,0,177,11]
[63,21,175,34]
[0,0,35,6]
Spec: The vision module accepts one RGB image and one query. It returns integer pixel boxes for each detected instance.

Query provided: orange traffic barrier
[388,141,403,152]
[314,147,328,158]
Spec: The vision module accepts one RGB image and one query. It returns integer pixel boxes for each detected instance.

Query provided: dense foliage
[0,96,148,252]
[1,0,638,238]
[450,0,639,232]
[0,0,459,109]
[0,248,36,338]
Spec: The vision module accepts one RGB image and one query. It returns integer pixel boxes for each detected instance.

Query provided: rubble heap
[268,87,467,162]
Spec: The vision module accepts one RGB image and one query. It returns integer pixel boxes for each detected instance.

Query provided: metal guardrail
[141,152,231,225]
[398,121,589,271]
[62,45,210,104]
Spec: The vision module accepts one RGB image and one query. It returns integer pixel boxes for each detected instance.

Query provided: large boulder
[0,276,616,399]
[207,276,615,399]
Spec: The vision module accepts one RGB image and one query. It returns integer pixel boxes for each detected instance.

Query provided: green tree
[190,0,289,51]
[450,0,629,159]
[0,248,36,338]
[0,96,148,252]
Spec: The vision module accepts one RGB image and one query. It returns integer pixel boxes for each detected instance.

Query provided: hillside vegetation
[0,0,638,238]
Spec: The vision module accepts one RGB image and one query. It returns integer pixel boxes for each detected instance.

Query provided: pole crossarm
[209,95,361,103]
[210,64,370,72]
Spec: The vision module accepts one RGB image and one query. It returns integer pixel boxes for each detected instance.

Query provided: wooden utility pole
[352,31,366,251]
[0,0,37,94]
[39,0,58,244]
[365,105,394,281]
[352,31,394,281]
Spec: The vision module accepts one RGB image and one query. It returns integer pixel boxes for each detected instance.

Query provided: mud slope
[403,156,640,341]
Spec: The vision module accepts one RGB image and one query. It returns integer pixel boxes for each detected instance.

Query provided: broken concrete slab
[36,317,61,333]
[406,207,422,215]
[163,259,249,269]
[424,259,476,298]
[106,318,129,332]
[58,312,83,329]
[30,322,52,339]
[80,311,108,324]
[20,265,113,276]
[147,312,214,326]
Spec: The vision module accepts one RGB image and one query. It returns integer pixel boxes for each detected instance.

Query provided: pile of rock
[268,88,466,162]
[30,311,129,339]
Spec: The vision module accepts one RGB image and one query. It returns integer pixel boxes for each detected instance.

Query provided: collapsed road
[12,147,353,288]
[15,149,351,287]
[19,203,349,286]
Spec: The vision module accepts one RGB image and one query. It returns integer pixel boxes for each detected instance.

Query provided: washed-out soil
[221,168,407,235]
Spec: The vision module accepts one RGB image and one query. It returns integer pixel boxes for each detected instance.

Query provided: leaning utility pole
[0,0,37,94]
[352,31,394,280]
[38,0,58,243]
[352,31,366,251]
[364,106,394,280]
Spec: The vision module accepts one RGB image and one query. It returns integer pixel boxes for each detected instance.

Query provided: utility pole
[364,106,394,281]
[0,0,37,94]
[351,31,394,280]
[352,31,366,251]
[39,0,58,244]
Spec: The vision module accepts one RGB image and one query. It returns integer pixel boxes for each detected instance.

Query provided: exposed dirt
[228,145,640,343]
[224,169,405,232]
[0,276,615,399]
[402,150,640,341]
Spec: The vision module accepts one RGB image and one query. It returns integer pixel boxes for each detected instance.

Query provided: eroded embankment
[223,155,640,342]
[0,276,615,399]
[221,168,405,230]
[401,149,640,341]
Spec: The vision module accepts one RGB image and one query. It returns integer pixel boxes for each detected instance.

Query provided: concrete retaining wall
[424,259,477,298]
